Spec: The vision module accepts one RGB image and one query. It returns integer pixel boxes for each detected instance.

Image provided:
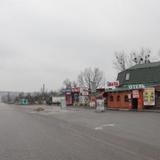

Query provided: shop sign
[66,92,71,95]
[82,91,89,96]
[63,88,72,93]
[128,84,145,90]
[80,88,89,96]
[132,90,139,98]
[90,96,96,108]
[96,99,105,112]
[107,81,119,87]
[143,88,155,106]
[128,94,131,99]
[90,101,96,108]
[72,87,80,93]
[79,96,89,104]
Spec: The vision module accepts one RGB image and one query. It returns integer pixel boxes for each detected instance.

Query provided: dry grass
[34,107,45,112]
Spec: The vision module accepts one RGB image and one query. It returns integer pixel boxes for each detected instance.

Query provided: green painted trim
[121,81,160,86]
[105,88,132,93]
[105,82,160,93]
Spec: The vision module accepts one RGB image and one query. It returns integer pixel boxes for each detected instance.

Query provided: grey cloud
[0,0,160,91]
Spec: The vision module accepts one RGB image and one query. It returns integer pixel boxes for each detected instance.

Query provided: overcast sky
[0,0,160,92]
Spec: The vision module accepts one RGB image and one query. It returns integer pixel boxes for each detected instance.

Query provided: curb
[106,108,160,113]
[142,110,160,113]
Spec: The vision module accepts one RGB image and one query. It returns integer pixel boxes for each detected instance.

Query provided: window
[124,95,129,102]
[110,96,114,102]
[117,95,120,101]
[125,73,130,81]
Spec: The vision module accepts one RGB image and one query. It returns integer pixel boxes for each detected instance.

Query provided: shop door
[132,98,138,110]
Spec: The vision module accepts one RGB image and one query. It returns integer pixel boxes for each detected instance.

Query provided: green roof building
[117,61,160,87]
[105,61,160,111]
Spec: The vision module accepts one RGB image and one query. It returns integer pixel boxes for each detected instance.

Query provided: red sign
[81,89,89,96]
[72,87,80,93]
[107,81,119,87]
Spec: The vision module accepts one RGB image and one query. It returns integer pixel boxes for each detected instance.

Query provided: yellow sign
[143,88,155,106]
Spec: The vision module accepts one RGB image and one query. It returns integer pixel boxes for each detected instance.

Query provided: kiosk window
[124,95,129,102]
[110,96,114,102]
[117,95,120,101]
[125,73,130,81]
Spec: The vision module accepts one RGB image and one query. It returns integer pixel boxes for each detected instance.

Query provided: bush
[34,107,45,112]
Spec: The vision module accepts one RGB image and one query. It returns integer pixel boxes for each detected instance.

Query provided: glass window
[124,95,129,102]
[125,73,130,81]
[117,95,120,101]
[110,96,114,102]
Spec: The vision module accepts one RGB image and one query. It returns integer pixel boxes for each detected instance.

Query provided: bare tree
[63,79,78,89]
[78,68,105,91]
[72,81,78,88]
[114,48,152,72]
[63,79,72,89]
[131,48,151,64]
[113,51,129,72]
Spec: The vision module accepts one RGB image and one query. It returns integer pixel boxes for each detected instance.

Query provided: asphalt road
[0,104,160,160]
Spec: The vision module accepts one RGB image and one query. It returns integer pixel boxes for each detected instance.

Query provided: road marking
[94,124,115,130]
[30,111,38,114]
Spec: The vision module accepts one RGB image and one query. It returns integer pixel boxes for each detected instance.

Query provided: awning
[105,87,132,93]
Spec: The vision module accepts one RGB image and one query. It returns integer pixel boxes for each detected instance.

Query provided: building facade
[106,62,160,111]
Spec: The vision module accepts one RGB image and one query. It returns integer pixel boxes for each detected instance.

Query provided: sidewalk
[143,109,160,113]
[106,107,160,113]
[15,104,160,113]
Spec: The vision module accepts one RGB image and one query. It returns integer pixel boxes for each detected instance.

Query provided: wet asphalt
[0,104,160,160]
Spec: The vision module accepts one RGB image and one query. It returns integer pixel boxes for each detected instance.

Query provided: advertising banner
[143,88,155,106]
[72,87,80,93]
[96,99,105,112]
[128,84,145,90]
[80,88,89,96]
[132,90,139,98]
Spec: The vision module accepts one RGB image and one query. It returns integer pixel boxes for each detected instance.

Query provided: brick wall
[107,91,131,109]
